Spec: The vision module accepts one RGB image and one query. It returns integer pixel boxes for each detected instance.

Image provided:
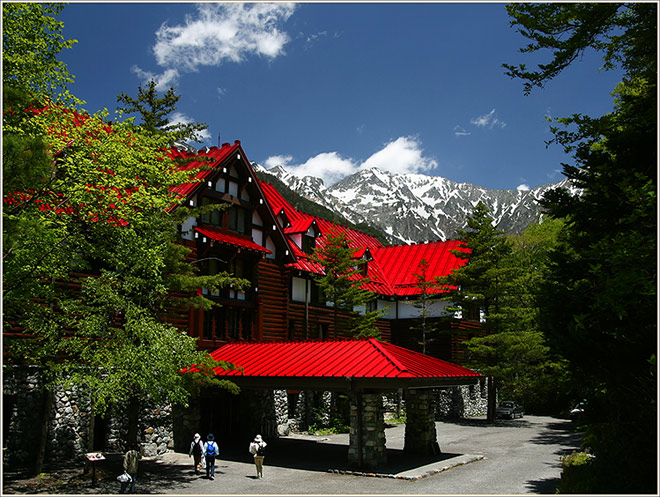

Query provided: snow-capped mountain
[253,163,574,244]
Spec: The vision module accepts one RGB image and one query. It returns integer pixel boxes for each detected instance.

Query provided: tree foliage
[310,230,382,338]
[411,259,442,355]
[505,3,656,493]
[2,2,77,101]
[116,79,208,143]
[3,3,242,452]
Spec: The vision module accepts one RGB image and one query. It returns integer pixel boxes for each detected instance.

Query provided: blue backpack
[206,442,216,456]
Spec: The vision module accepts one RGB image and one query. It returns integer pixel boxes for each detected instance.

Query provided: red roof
[195,226,271,254]
[258,179,468,297]
[169,142,242,200]
[208,338,480,379]
[372,241,469,296]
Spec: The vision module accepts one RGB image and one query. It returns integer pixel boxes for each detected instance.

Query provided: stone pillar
[404,389,440,455]
[348,392,387,470]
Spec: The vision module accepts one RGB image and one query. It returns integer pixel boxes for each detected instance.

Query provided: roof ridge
[368,338,408,374]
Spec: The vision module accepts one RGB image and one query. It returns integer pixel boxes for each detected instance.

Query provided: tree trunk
[487,376,497,423]
[33,388,54,476]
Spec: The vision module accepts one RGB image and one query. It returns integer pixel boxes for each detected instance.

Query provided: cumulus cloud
[362,137,437,175]
[152,3,296,72]
[264,136,437,186]
[470,108,507,129]
[517,184,530,191]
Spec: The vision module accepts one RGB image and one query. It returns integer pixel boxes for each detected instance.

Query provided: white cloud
[131,66,180,88]
[454,125,471,137]
[264,155,293,169]
[152,3,296,72]
[264,136,437,185]
[517,184,530,191]
[169,111,211,143]
[470,108,507,129]
[362,137,437,175]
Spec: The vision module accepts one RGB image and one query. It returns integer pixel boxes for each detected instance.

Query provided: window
[203,307,224,339]
[302,235,315,254]
[310,281,326,306]
[200,198,222,227]
[228,205,249,234]
[229,258,244,278]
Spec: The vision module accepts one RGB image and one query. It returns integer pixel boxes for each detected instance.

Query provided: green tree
[117,79,208,143]
[492,218,571,413]
[3,4,242,470]
[411,258,442,355]
[2,2,76,101]
[310,230,382,338]
[504,3,656,493]
[437,202,511,421]
[440,202,511,335]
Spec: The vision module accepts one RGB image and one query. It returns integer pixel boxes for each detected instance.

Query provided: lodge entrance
[199,390,246,444]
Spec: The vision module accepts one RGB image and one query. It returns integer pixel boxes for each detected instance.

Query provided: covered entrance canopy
[206,337,481,391]
[203,338,482,470]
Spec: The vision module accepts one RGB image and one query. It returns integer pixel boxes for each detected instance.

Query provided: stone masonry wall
[348,393,386,470]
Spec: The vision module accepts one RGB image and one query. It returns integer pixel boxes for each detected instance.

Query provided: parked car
[570,401,587,422]
[496,401,524,419]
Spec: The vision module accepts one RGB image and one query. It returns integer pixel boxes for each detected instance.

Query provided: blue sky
[57,2,624,191]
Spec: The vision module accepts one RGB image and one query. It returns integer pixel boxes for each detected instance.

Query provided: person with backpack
[188,433,204,475]
[248,434,267,478]
[203,433,219,480]
[120,444,141,493]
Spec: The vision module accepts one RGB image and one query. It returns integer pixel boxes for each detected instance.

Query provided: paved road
[3,415,581,494]
[149,415,582,495]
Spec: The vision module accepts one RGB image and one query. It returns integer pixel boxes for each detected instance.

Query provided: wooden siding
[257,259,289,341]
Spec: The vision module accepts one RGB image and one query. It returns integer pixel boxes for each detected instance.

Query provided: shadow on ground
[2,453,199,495]
[2,437,465,494]
[210,437,462,475]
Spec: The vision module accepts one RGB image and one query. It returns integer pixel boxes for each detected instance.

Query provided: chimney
[217,134,221,148]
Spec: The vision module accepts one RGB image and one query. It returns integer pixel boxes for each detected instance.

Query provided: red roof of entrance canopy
[207,338,480,380]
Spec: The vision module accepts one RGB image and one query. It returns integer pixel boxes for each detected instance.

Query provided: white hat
[254,434,262,442]
[194,433,201,440]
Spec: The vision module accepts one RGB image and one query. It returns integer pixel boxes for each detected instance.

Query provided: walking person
[203,433,219,480]
[120,444,141,493]
[189,433,204,475]
[249,434,267,478]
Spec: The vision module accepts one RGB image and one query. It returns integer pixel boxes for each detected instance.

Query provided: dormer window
[302,234,316,254]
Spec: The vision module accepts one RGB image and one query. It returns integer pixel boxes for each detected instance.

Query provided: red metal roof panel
[206,338,481,379]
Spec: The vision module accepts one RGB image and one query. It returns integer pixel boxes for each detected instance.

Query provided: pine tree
[309,230,382,338]
[117,79,208,143]
[411,259,442,355]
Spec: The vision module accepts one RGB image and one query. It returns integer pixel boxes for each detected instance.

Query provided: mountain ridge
[253,163,574,244]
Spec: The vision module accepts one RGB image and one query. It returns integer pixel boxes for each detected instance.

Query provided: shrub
[558,451,597,493]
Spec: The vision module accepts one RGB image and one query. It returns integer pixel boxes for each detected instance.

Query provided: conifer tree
[310,230,382,338]
[412,258,442,355]
[505,3,656,492]
[117,79,208,143]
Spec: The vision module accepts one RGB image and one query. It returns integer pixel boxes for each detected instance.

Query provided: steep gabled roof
[169,142,242,200]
